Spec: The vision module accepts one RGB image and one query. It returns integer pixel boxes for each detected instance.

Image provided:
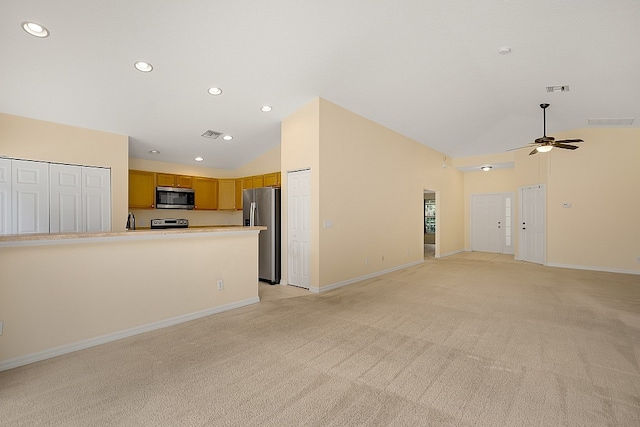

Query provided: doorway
[519,184,545,264]
[470,192,514,254]
[287,169,311,288]
[424,190,436,258]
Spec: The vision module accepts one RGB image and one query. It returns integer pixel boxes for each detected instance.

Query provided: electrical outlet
[365,258,369,265]
[217,280,224,290]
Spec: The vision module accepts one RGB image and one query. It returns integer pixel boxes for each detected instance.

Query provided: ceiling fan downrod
[540,103,549,137]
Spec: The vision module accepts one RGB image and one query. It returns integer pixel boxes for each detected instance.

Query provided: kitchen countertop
[0,226,266,247]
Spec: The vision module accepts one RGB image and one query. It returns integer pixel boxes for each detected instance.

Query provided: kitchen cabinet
[218,179,236,210]
[129,170,155,209]
[50,164,111,233]
[252,175,264,188]
[156,173,192,188]
[235,178,243,211]
[264,173,278,187]
[242,176,253,190]
[193,177,218,210]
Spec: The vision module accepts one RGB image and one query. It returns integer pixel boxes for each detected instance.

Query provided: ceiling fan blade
[556,138,583,143]
[535,136,554,144]
[554,143,579,150]
[529,147,539,156]
[506,144,535,152]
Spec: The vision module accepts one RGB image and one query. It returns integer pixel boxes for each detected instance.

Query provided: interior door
[471,194,502,253]
[519,184,545,264]
[50,163,83,233]
[83,167,111,232]
[0,158,11,235]
[287,169,310,289]
[12,159,49,234]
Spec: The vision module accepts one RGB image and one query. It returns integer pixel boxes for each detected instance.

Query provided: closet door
[50,163,83,233]
[12,160,49,234]
[0,158,11,235]
[83,167,111,232]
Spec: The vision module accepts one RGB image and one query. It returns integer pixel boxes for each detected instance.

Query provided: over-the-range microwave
[156,186,195,209]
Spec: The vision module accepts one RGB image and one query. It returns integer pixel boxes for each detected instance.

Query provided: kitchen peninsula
[0,226,265,371]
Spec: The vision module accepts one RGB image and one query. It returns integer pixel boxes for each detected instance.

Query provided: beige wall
[0,113,129,231]
[281,98,465,290]
[280,98,321,287]
[0,231,260,367]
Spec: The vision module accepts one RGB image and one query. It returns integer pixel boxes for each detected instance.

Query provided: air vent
[546,85,569,92]
[201,130,223,139]
[588,118,634,126]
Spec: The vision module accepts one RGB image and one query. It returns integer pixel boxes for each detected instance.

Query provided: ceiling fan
[511,103,583,155]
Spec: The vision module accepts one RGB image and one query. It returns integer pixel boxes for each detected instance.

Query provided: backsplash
[129,209,243,228]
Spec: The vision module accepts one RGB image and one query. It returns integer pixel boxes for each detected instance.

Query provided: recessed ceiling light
[22,21,49,38]
[222,135,233,141]
[208,87,222,95]
[134,61,153,72]
[149,150,160,154]
[195,156,204,162]
[260,105,273,112]
[481,165,492,171]
[497,47,511,55]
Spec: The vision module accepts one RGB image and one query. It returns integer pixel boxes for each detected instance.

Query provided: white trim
[436,249,466,259]
[309,260,425,293]
[0,297,260,372]
[546,263,640,276]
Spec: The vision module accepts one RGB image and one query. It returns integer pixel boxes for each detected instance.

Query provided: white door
[471,194,502,253]
[83,167,111,232]
[12,160,49,234]
[50,163,83,233]
[0,158,11,235]
[471,193,514,254]
[288,169,311,289]
[519,184,545,264]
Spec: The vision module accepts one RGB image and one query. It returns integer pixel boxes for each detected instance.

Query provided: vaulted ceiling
[2,1,639,169]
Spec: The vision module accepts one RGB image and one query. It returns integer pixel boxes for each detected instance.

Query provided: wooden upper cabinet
[264,173,278,187]
[235,178,243,211]
[218,179,236,210]
[252,175,264,188]
[156,173,192,188]
[242,176,253,191]
[193,177,218,210]
[129,170,156,209]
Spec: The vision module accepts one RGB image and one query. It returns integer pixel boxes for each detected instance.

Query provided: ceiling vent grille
[588,118,634,126]
[201,130,223,139]
[546,85,569,92]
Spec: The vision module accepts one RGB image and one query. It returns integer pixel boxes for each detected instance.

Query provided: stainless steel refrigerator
[243,187,281,284]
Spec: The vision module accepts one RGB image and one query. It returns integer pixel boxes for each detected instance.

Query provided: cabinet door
[242,176,253,190]
[12,160,49,234]
[83,167,111,232]
[235,178,243,210]
[50,164,83,233]
[176,175,193,188]
[218,179,236,210]
[193,177,218,210]
[156,173,175,187]
[253,175,264,188]
[129,170,155,209]
[0,158,11,235]
[264,173,278,187]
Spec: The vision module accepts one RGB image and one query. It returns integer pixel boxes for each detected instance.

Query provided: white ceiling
[2,1,639,170]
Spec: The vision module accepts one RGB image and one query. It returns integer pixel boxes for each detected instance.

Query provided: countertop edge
[0,226,267,247]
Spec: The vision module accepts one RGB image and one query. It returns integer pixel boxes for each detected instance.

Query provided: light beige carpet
[1,254,639,426]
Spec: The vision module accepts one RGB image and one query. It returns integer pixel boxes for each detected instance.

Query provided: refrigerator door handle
[250,202,256,226]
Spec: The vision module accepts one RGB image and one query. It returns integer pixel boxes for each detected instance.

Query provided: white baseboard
[546,262,640,276]
[310,260,425,293]
[436,248,466,259]
[0,297,260,372]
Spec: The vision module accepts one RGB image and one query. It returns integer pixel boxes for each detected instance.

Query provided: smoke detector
[201,130,223,139]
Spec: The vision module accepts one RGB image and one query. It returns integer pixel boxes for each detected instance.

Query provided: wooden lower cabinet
[193,177,218,210]
[129,170,155,209]
[218,179,236,210]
